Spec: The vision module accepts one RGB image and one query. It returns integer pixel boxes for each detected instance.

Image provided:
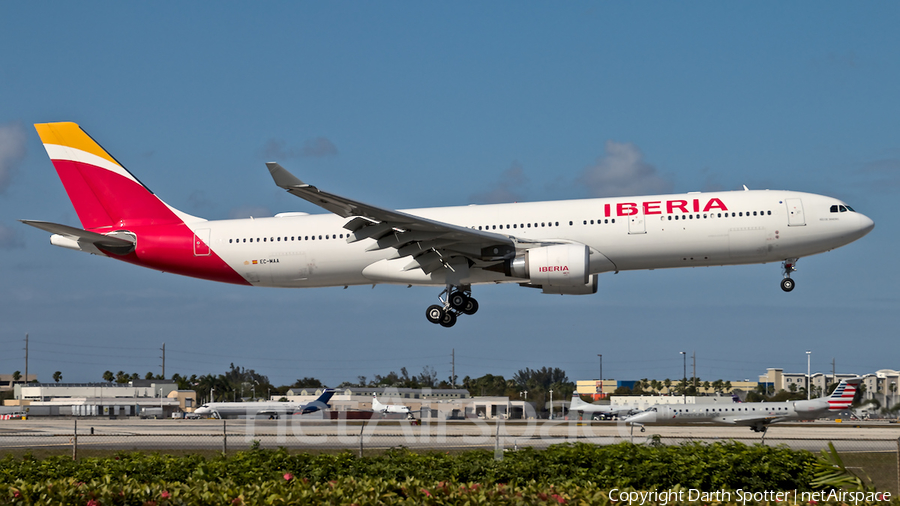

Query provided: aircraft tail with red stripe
[32,122,200,231]
[23,122,249,285]
[826,377,861,411]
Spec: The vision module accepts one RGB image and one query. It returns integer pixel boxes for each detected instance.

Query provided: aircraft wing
[725,416,786,426]
[267,163,519,271]
[20,220,136,256]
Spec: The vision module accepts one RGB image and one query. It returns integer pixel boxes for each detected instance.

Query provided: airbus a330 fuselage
[24,123,874,327]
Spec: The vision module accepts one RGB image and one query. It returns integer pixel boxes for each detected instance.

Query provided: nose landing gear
[780,258,798,292]
[425,285,478,327]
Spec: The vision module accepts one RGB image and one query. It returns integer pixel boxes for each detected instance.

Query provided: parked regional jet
[194,388,335,419]
[622,378,861,433]
[372,393,415,419]
[24,123,875,327]
[569,392,644,419]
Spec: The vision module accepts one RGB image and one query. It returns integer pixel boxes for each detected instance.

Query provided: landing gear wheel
[448,291,468,310]
[780,278,795,292]
[439,311,457,328]
[426,305,444,324]
[461,297,479,315]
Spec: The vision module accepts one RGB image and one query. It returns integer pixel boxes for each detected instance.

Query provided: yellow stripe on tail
[34,122,122,168]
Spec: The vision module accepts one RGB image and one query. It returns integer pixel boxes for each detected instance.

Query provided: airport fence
[0,419,898,494]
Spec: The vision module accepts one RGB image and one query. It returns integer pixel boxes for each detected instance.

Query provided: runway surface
[1,418,897,454]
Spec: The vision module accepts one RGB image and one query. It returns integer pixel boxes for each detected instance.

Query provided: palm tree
[711,379,724,394]
[12,371,21,383]
[102,371,114,382]
[723,381,732,393]
[53,371,62,383]
[702,380,711,395]
[663,378,672,395]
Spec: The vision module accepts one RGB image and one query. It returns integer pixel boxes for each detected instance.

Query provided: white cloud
[0,122,27,194]
[469,161,529,204]
[578,140,674,198]
[301,137,338,157]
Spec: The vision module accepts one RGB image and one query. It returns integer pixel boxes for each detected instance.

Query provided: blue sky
[1,3,897,389]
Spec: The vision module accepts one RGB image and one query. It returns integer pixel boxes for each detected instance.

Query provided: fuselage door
[786,198,805,227]
[628,212,646,234]
[193,229,211,256]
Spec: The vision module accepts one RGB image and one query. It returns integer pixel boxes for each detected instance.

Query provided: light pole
[549,389,553,419]
[597,354,603,398]
[680,352,686,401]
[806,351,811,400]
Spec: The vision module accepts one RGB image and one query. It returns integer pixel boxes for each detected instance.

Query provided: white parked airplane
[194,388,335,419]
[569,392,644,419]
[24,123,874,327]
[371,393,415,419]
[622,378,861,433]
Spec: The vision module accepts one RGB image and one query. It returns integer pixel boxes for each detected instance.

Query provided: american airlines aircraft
[24,122,874,327]
[622,378,861,433]
[569,392,644,419]
[194,388,335,419]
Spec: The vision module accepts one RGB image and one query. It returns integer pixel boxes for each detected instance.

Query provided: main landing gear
[781,258,798,292]
[425,285,479,328]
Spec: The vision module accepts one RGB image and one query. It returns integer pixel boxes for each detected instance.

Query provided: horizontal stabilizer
[20,220,136,256]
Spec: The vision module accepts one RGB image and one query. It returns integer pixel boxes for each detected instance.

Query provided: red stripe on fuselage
[108,223,250,286]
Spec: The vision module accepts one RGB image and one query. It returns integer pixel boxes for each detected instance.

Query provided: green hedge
[0,442,815,491]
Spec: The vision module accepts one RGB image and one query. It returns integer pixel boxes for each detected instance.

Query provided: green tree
[723,381,732,393]
[171,373,191,390]
[663,378,672,394]
[613,386,633,395]
[145,372,155,380]
[102,370,114,382]
[292,377,323,388]
[12,371,21,383]
[53,371,62,383]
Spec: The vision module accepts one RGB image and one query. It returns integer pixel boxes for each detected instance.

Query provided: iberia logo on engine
[539,266,569,273]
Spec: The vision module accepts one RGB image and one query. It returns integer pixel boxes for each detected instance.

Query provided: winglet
[266,162,307,189]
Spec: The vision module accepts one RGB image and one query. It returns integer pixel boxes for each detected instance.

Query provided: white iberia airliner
[23,123,874,328]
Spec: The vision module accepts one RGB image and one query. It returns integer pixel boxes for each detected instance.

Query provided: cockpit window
[845,205,855,212]
[831,204,855,213]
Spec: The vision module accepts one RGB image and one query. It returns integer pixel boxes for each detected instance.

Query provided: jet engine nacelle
[507,243,597,295]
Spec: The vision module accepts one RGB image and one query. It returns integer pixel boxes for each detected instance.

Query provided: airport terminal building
[4,380,192,417]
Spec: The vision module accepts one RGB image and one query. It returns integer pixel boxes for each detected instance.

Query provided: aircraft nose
[624,410,656,424]
[858,213,875,236]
